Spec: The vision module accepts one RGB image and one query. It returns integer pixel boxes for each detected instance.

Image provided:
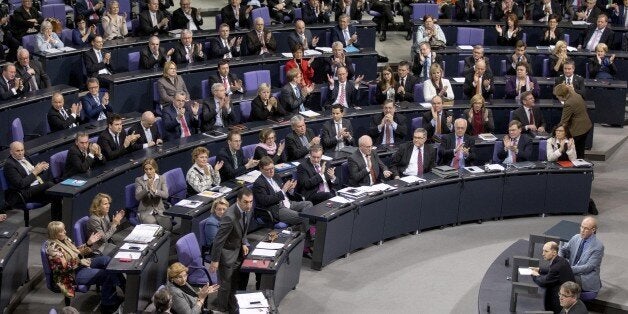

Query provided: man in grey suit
[559,216,605,299]
[209,188,254,313]
[287,20,319,51]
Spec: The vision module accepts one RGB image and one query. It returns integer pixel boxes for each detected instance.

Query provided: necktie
[401,77,406,89]
[26,65,38,91]
[624,8,628,28]
[258,32,267,54]
[573,238,587,265]
[301,34,307,49]
[87,0,99,21]
[343,29,350,45]
[270,178,291,208]
[60,108,69,120]
[384,124,391,145]
[20,159,44,184]
[528,108,535,126]
[8,79,15,89]
[97,50,103,62]
[367,155,376,185]
[179,115,191,137]
[151,12,158,26]
[511,138,518,162]
[145,127,153,143]
[476,76,482,95]
[422,60,429,79]
[338,83,346,106]
[567,77,571,85]
[223,76,229,91]
[300,135,309,148]
[241,211,246,231]
[314,164,325,192]
[436,112,442,135]
[223,39,232,59]
[186,46,192,63]
[417,147,424,176]
[114,133,119,148]
[452,137,463,169]
[335,123,344,150]
[232,152,238,167]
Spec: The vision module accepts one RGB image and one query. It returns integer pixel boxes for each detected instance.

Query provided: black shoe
[379,33,386,41]
[405,33,412,41]
[588,199,598,215]
[377,55,389,63]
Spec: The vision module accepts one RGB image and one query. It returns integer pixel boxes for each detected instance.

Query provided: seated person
[579,14,614,52]
[135,158,172,230]
[505,61,539,100]
[367,1,393,41]
[302,0,331,24]
[412,15,447,56]
[15,48,51,92]
[492,0,523,21]
[203,197,229,249]
[76,0,105,25]
[1,63,27,100]
[157,61,189,107]
[96,114,141,160]
[438,119,475,168]
[335,0,364,21]
[589,43,617,79]
[325,66,362,108]
[11,0,44,40]
[558,281,588,313]
[45,221,124,312]
[495,13,523,47]
[463,94,495,136]
[267,0,295,23]
[81,77,113,122]
[246,17,276,55]
[128,111,163,149]
[140,36,173,70]
[531,241,575,314]
[35,20,64,53]
[138,0,170,36]
[455,0,484,21]
[506,40,533,76]
[375,66,397,104]
[84,36,113,83]
[172,0,204,30]
[314,41,354,83]
[539,14,564,46]
[463,45,493,76]
[550,40,569,76]
[101,0,128,40]
[280,68,314,114]
[321,104,354,151]
[4,141,61,220]
[166,262,218,314]
[348,135,392,186]
[368,99,408,146]
[422,96,453,142]
[288,20,319,51]
[251,83,287,121]
[393,61,418,103]
[200,83,236,131]
[390,128,436,178]
[331,14,359,47]
[220,0,252,30]
[217,131,259,181]
[532,0,561,22]
[285,43,315,87]
[498,120,533,163]
[512,91,546,135]
[462,59,494,100]
[162,91,199,141]
[47,92,83,132]
[186,146,222,193]
[546,123,577,161]
[63,132,105,178]
[86,193,124,256]
[423,63,454,102]
[72,15,96,48]
[254,128,286,163]
[554,59,586,98]
[172,29,205,65]
[209,23,242,60]
[296,144,337,204]
[208,59,244,95]
[413,41,444,81]
[285,115,320,161]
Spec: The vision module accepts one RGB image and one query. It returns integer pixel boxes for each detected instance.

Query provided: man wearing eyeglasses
[530,241,575,313]
[558,281,588,314]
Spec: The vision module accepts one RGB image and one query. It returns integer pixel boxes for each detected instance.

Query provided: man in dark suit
[438,119,475,168]
[498,120,533,163]
[76,0,105,25]
[267,0,296,23]
[296,145,338,204]
[280,69,313,114]
[15,48,50,92]
[209,24,243,60]
[335,0,364,21]
[220,0,251,30]
[369,99,408,146]
[84,35,113,83]
[531,241,576,313]
[572,0,602,23]
[321,104,355,151]
[331,15,359,47]
[138,0,170,36]
[63,132,106,178]
[200,83,236,131]
[325,66,362,108]
[455,0,484,20]
[140,36,174,69]
[554,59,586,98]
[313,41,355,83]
[390,128,436,178]
[0,63,27,100]
[492,0,523,21]
[246,17,277,56]
[348,135,392,186]
[463,59,494,100]
[209,188,253,313]
[512,91,547,135]
[4,141,62,220]
[302,0,331,24]
[423,96,453,142]
[532,0,562,22]
[610,0,627,26]
[208,59,244,95]
[413,42,444,80]
[162,91,199,141]
[81,77,113,122]
[128,111,163,150]
[171,29,205,65]
[171,0,203,30]
[47,92,83,132]
[96,114,141,160]
[217,131,259,181]
[285,115,320,161]
[579,14,615,51]
[559,281,589,314]
[393,61,418,102]
[288,20,319,51]
[506,40,534,76]
[463,46,493,76]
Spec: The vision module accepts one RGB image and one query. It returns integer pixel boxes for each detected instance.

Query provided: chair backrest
[73,216,89,246]
[41,242,57,292]
[243,70,271,92]
[0,168,9,191]
[339,161,349,187]
[50,150,68,180]
[240,100,252,122]
[564,33,570,45]
[251,7,271,26]
[215,15,222,31]
[242,144,257,160]
[521,32,527,44]
[457,27,484,46]
[279,64,286,86]
[538,139,547,161]
[175,233,209,285]
[128,52,140,71]
[542,58,549,77]
[198,217,210,247]
[294,7,302,20]
[509,110,514,122]
[21,34,37,53]
[411,3,438,21]
[500,59,507,76]
[209,156,216,166]
[492,141,504,163]
[11,118,24,142]
[42,4,66,27]
[457,60,465,76]
[153,81,160,105]
[411,117,423,133]
[585,62,590,79]
[201,79,210,99]
[60,28,73,46]
[125,183,140,225]
[163,168,186,202]
[413,83,424,103]
[368,84,377,106]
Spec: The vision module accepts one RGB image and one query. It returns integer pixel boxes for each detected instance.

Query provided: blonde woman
[101,0,128,40]
[135,158,172,230]
[463,94,494,136]
[85,193,124,255]
[423,63,453,102]
[203,197,229,248]
[157,61,190,106]
[35,20,64,53]
[550,40,568,76]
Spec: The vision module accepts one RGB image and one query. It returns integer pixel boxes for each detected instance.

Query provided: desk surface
[0,85,78,111]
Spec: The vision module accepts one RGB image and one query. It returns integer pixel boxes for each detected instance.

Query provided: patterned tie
[180,115,191,137]
[314,164,325,192]
[20,159,44,184]
[223,76,229,91]
[452,137,462,169]
[567,77,571,85]
[338,83,346,106]
[384,124,391,145]
[186,46,193,63]
[60,108,69,120]
[436,113,442,135]
[367,155,376,185]
[512,138,518,162]
[335,122,344,150]
[417,147,424,175]
[528,108,535,126]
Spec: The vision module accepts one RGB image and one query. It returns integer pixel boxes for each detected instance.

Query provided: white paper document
[419,102,432,108]
[236,170,262,183]
[58,46,76,52]
[114,251,142,259]
[124,224,161,243]
[281,53,293,58]
[518,267,533,275]
[256,242,285,250]
[321,155,333,161]
[300,110,321,118]
[452,77,466,83]
[315,46,333,53]
[251,248,278,257]
[464,166,485,174]
[176,199,203,208]
[329,196,352,204]
[304,49,322,56]
[458,45,474,50]
[399,176,426,184]
[119,243,148,251]
[236,292,269,309]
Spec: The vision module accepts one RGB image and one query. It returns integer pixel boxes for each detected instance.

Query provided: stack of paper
[256,242,285,250]
[114,251,142,259]
[399,176,426,184]
[478,133,497,141]
[176,199,203,208]
[304,49,322,56]
[329,196,352,204]
[124,224,162,243]
[236,170,262,183]
[300,110,321,118]
[484,164,505,172]
[250,248,278,258]
[315,47,333,53]
[236,292,270,313]
[198,190,224,199]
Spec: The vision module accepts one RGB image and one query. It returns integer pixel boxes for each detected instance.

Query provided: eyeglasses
[558,293,574,298]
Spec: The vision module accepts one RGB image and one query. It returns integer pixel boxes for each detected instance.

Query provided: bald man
[531,241,575,313]
[47,92,83,132]
[128,111,163,150]
[287,20,319,51]
[347,135,392,186]
[438,118,475,167]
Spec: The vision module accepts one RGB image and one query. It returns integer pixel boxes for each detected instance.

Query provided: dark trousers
[308,191,335,205]
[214,251,244,312]
[9,181,62,220]
[371,1,394,31]
[76,255,123,306]
[573,129,590,159]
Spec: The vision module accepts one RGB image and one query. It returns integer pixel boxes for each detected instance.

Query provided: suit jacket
[463,71,494,99]
[580,26,614,50]
[210,203,250,264]
[47,107,81,132]
[161,104,197,141]
[80,92,112,122]
[253,174,291,213]
[208,36,242,59]
[412,52,444,79]
[320,118,354,150]
[572,5,602,23]
[302,2,330,24]
[559,92,593,137]
[3,155,52,205]
[138,9,169,36]
[245,29,277,55]
[532,0,562,21]
[97,129,135,160]
[560,299,588,314]
[166,281,203,314]
[220,4,250,30]
[254,146,285,164]
[285,129,316,161]
[171,41,206,65]
[496,25,523,47]
[280,82,306,114]
[209,72,243,95]
[216,146,247,181]
[10,6,43,39]
[287,29,316,51]
[139,46,168,69]
[438,133,475,167]
[296,159,337,201]
[390,142,436,177]
[504,76,539,99]
[588,56,618,78]
[347,149,388,186]
[393,74,419,102]
[157,76,189,105]
[463,108,495,135]
[250,95,288,121]
[326,80,358,107]
[611,3,627,26]
[492,3,524,21]
[335,0,364,21]
[512,105,546,134]
[539,28,565,46]
[368,113,408,145]
[200,98,236,131]
[128,122,162,150]
[63,143,106,178]
[422,110,453,140]
[83,48,113,78]
[463,56,493,76]
[330,25,359,48]
[85,214,117,252]
[171,7,203,30]
[497,134,533,162]
[75,0,105,22]
[15,59,51,90]
[455,0,483,20]
[533,256,575,313]
[559,234,604,292]
[0,77,27,100]
[135,174,169,218]
[554,74,586,98]
[313,55,355,84]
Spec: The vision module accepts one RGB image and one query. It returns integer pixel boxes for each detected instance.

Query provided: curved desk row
[300,166,593,270]
[0,224,30,312]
